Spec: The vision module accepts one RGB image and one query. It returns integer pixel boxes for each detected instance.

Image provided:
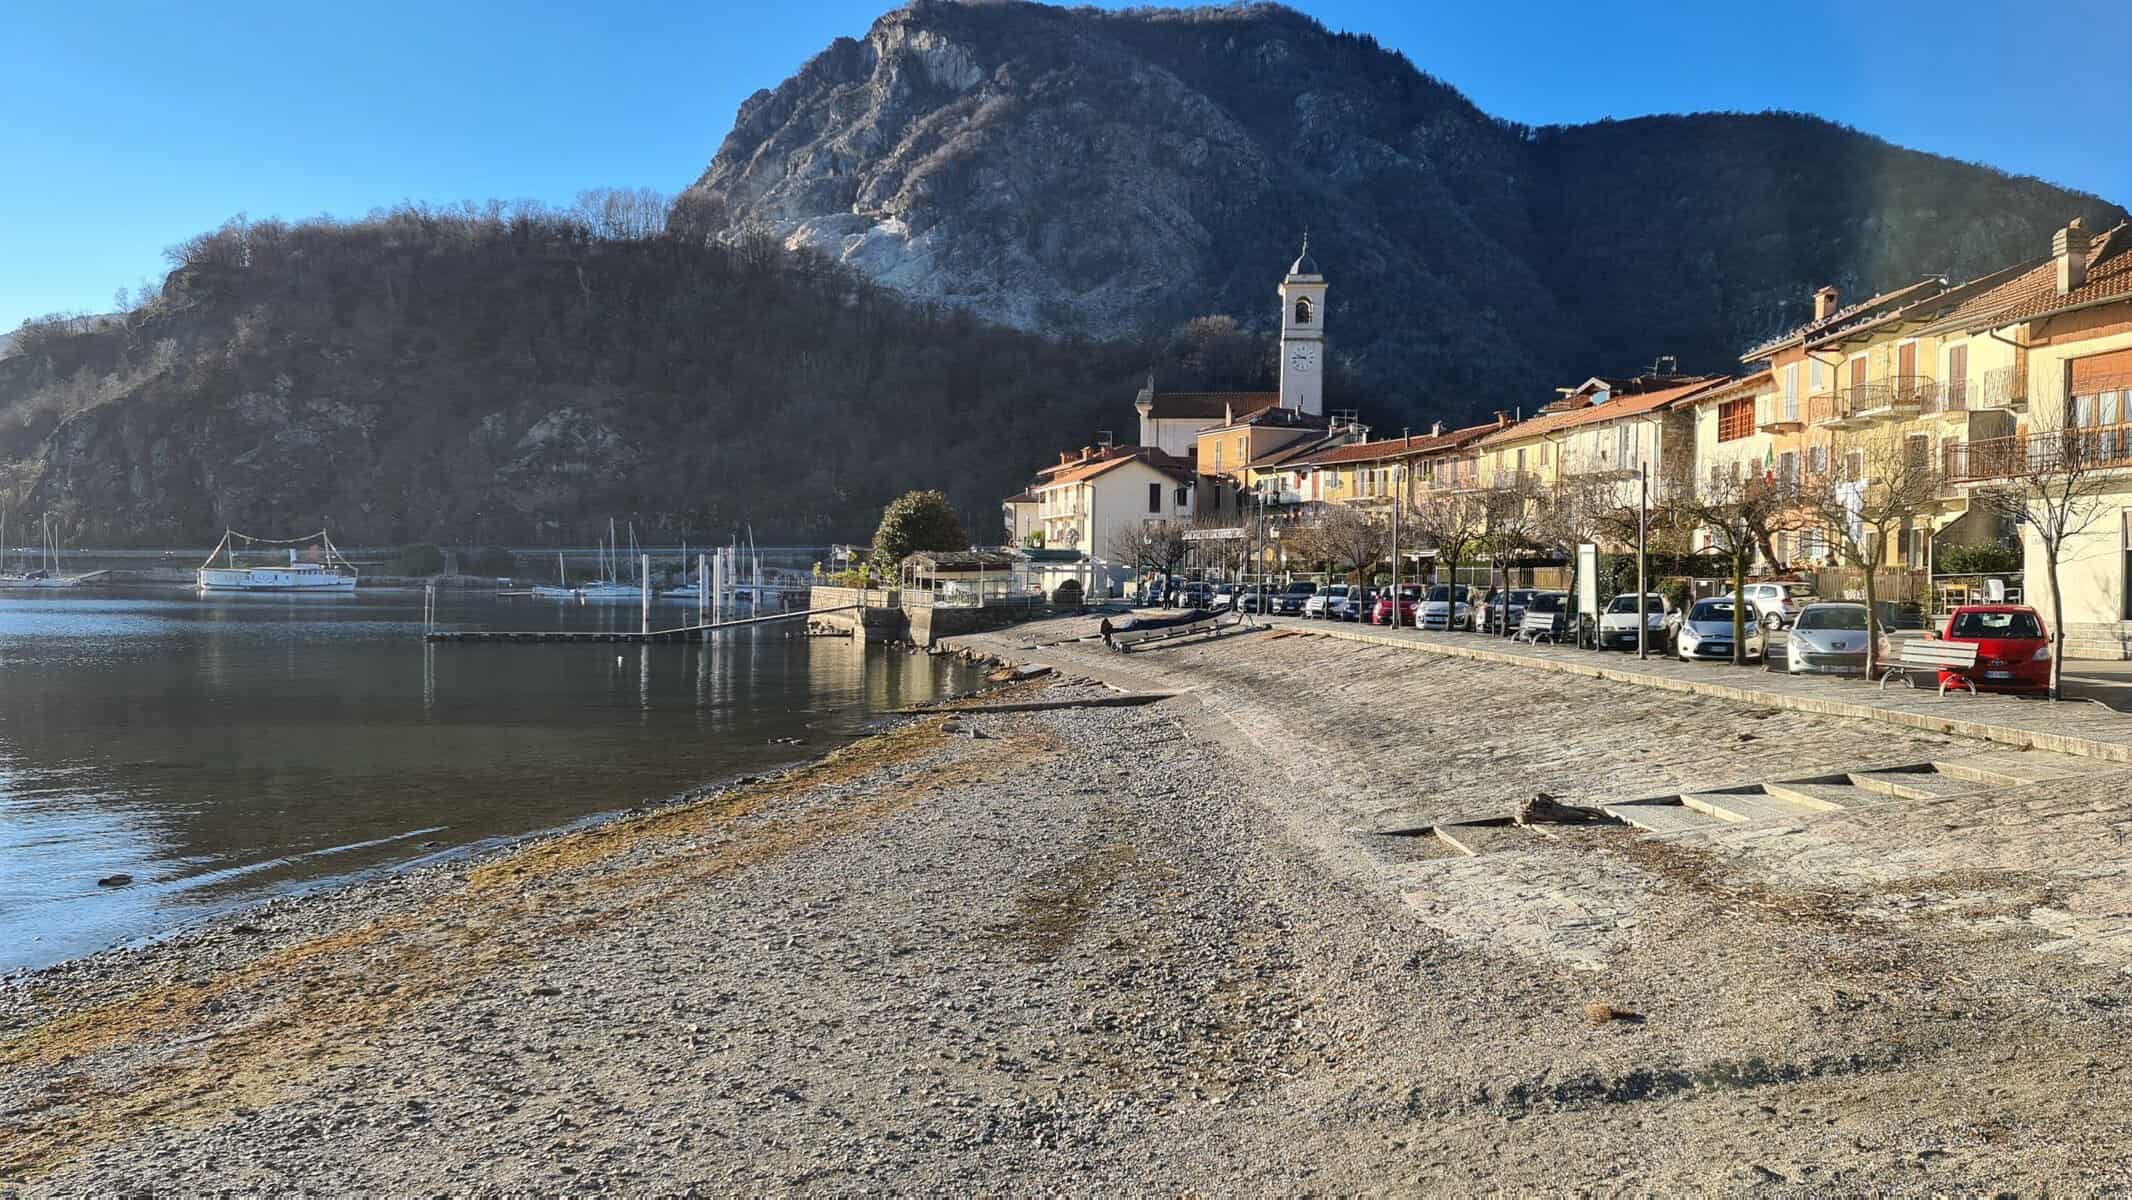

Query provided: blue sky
[5,0,2128,331]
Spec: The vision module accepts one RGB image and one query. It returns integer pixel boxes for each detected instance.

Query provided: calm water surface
[0,588,979,971]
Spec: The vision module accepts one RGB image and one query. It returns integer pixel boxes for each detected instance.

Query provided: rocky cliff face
[685,0,2124,418]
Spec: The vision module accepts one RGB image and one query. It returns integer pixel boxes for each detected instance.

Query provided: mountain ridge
[684,0,2123,419]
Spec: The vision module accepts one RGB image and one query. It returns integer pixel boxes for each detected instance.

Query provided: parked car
[1235,585,1282,613]
[1786,601,1872,675]
[1418,585,1474,631]
[1303,583,1349,619]
[1597,592,1671,651]
[1939,604,2051,691]
[1370,584,1424,626]
[1476,588,1536,636]
[1341,587,1377,621]
[1741,580,1820,629]
[1179,581,1215,609]
[1275,580,1319,615]
[1516,591,1572,642]
[1676,597,1765,662]
[1207,584,1238,612]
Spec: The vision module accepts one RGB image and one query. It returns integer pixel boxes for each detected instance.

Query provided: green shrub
[1937,539,2021,575]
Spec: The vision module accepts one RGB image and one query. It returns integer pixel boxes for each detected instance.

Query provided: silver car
[1786,602,1871,675]
[1676,597,1765,662]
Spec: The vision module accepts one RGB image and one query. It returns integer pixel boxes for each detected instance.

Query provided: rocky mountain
[686,0,2124,420]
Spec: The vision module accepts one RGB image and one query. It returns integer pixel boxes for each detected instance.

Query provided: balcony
[1842,374,1933,422]
[1808,391,1864,429]
[1756,394,1803,433]
[1944,423,2132,482]
[1977,366,2028,412]
[1917,378,1970,417]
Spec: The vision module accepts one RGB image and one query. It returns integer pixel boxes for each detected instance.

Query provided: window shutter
[2070,348,2132,393]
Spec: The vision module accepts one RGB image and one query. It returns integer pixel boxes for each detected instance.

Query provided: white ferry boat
[197,530,358,592]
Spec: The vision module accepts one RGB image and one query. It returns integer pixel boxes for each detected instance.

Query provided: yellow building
[1474,375,1717,505]
[1929,219,2132,658]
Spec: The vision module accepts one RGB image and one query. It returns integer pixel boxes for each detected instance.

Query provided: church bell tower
[1277,237,1327,417]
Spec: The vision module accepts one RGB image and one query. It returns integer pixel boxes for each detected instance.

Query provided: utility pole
[1389,463,1402,629]
[1636,465,1649,660]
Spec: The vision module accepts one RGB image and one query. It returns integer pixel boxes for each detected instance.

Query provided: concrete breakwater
[806,585,1069,644]
[7,617,2132,1192]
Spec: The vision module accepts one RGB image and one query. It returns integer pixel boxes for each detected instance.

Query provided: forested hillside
[0,203,1229,546]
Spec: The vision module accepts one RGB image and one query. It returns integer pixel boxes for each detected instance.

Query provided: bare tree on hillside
[1965,393,2127,698]
[1799,425,1942,676]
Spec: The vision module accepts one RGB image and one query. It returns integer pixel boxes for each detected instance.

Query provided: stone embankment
[6,616,2132,1193]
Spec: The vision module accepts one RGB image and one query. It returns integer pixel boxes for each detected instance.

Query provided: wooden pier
[422,604,856,644]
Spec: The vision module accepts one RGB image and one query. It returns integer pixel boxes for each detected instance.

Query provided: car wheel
[1763,612,1783,630]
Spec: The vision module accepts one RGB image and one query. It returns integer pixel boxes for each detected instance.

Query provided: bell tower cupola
[1277,235,1327,417]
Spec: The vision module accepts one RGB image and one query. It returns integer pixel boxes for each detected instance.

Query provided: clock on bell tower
[1276,236,1327,417]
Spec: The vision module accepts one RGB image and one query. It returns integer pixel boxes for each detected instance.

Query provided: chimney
[1431,420,1444,437]
[1493,410,1510,427]
[1813,286,1839,322]
[2055,218,2091,295]
[1081,445,1095,462]
[1058,451,1072,467]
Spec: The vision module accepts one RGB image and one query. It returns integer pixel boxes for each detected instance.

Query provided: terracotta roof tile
[1043,447,1195,487]
[1475,377,1723,446]
[1289,420,1502,469]
[1740,278,1947,362]
[1921,222,2132,334]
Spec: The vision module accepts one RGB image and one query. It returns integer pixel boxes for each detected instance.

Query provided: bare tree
[1966,395,2126,698]
[1665,461,1806,666]
[1107,520,1189,603]
[1286,504,1385,588]
[1473,476,1548,632]
[1799,425,1942,676]
[1402,485,1489,628]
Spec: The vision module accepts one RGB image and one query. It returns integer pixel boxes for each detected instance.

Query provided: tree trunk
[2046,543,2065,701]
[1861,555,1880,679]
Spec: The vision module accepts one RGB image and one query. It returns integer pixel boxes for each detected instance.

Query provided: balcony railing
[1756,394,1803,431]
[1917,377,1970,416]
[1977,366,2028,411]
[1807,391,1853,428]
[1944,423,2132,481]
[1841,374,1933,419]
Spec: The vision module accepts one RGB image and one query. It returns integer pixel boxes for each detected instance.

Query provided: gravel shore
[6,623,2132,1194]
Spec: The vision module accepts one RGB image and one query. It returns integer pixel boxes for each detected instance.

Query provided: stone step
[1433,821,1535,856]
[1934,751,2095,788]
[1760,779,1877,812]
[1681,789,1819,825]
[1848,768,1977,802]
[1600,798,1721,835]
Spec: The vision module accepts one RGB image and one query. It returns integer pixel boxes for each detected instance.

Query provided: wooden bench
[1879,639,1980,696]
[1112,616,1226,651]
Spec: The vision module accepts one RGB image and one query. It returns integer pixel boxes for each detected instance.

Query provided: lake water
[0,588,979,972]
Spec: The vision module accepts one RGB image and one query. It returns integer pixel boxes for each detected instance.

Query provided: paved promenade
[1265,616,2132,764]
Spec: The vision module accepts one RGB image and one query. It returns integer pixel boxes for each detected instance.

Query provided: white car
[1787,601,1871,675]
[1418,585,1474,631]
[1303,584,1350,619]
[1741,580,1820,630]
[1676,597,1765,662]
[1597,592,1671,651]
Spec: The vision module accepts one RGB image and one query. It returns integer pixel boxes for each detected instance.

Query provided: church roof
[1140,392,1279,422]
[1287,234,1321,278]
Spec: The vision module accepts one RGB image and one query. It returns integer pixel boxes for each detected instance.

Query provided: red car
[1370,584,1423,626]
[1938,604,2051,691]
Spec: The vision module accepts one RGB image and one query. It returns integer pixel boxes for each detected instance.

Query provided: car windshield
[1689,600,1736,621]
[1509,590,1536,603]
[1426,586,1451,602]
[1605,594,1663,614]
[1287,582,1315,593]
[1783,584,1817,598]
[1796,606,1868,631]
[1325,585,1347,596]
[1950,610,2044,639]
[1527,593,1564,613]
